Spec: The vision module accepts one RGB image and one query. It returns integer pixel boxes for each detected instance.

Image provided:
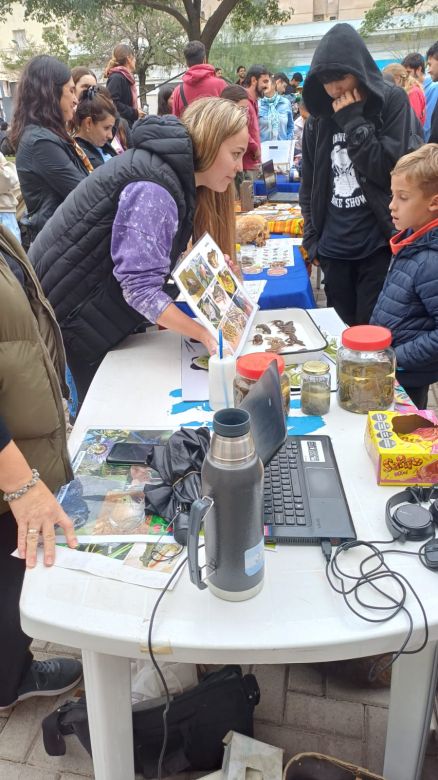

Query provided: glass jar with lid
[301,361,331,416]
[234,353,290,418]
[337,325,395,414]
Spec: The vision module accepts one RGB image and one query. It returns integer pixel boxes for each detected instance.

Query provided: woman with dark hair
[221,84,249,108]
[11,55,89,240]
[71,66,97,99]
[105,44,145,127]
[157,84,174,116]
[75,86,118,168]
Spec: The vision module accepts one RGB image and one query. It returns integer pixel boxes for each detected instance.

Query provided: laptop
[240,363,356,545]
[262,160,300,204]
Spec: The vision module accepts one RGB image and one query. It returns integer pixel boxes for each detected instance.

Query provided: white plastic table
[20,323,438,780]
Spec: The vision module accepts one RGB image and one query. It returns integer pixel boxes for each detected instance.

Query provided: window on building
[313,13,325,20]
[12,29,27,48]
[329,15,338,19]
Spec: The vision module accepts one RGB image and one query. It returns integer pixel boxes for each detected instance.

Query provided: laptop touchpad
[306,468,342,499]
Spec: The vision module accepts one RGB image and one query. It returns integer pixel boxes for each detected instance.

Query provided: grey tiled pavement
[2,267,438,779]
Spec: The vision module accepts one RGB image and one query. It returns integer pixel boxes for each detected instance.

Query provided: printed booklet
[173,233,258,355]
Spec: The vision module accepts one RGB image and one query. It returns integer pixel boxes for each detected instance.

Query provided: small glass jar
[234,352,290,418]
[300,361,331,416]
[337,325,395,414]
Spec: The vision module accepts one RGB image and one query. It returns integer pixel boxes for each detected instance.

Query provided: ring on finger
[27,528,39,536]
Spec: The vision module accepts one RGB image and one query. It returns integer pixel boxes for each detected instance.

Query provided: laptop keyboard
[263,441,309,527]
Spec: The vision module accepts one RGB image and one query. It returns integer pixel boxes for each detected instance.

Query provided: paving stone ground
[3,267,437,779]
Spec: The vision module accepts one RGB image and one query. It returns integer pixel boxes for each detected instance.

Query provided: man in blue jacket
[371,144,438,409]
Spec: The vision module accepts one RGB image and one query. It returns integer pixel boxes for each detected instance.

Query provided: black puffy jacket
[299,23,411,262]
[30,115,196,364]
[16,125,88,238]
[371,221,438,388]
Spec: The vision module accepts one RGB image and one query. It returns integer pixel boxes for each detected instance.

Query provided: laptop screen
[262,160,277,196]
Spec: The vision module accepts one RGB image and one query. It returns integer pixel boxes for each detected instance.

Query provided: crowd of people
[1,22,438,722]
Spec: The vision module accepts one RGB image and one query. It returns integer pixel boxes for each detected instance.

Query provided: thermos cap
[213,408,250,438]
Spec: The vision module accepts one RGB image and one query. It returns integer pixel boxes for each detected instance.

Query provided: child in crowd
[371,144,438,409]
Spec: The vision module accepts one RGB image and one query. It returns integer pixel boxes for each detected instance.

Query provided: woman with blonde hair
[105,43,144,127]
[30,97,248,404]
[383,62,426,125]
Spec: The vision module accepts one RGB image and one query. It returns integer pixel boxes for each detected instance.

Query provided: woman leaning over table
[0,226,81,711]
[11,55,89,242]
[30,98,248,406]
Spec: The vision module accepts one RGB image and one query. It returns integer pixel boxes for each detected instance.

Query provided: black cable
[147,543,206,779]
[147,554,188,780]
[324,540,430,681]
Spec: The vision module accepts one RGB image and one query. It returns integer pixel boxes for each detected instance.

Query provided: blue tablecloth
[244,240,315,310]
[253,175,300,196]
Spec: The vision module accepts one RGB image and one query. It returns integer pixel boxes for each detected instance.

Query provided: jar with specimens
[337,325,395,414]
[234,353,290,418]
[300,361,331,416]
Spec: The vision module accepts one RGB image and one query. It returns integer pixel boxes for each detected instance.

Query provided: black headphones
[386,485,438,541]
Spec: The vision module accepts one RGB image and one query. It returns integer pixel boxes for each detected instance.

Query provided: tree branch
[201,0,241,51]
[113,0,190,33]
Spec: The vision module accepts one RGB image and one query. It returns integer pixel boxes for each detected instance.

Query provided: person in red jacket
[242,65,270,178]
[172,41,226,118]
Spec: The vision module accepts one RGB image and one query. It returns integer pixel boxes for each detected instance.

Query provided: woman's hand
[199,327,218,355]
[11,480,78,569]
[224,253,243,283]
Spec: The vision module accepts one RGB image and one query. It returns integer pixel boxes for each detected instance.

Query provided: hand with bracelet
[1,440,78,568]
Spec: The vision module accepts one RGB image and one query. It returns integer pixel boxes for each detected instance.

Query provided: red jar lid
[236,352,285,380]
[341,325,392,351]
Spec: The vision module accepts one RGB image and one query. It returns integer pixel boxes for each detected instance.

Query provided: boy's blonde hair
[392,143,438,198]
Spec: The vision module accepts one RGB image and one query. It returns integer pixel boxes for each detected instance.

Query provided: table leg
[82,650,135,780]
[384,642,438,780]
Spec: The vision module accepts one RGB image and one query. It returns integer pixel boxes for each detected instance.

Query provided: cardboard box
[365,409,438,486]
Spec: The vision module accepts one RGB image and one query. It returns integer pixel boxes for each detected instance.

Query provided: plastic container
[300,361,330,416]
[337,325,395,414]
[208,354,236,411]
[234,352,290,417]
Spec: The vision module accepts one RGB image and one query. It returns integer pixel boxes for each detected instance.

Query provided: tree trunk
[137,68,147,106]
[200,0,241,56]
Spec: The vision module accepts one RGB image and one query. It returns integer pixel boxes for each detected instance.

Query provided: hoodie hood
[132,114,195,192]
[303,23,384,118]
[390,218,438,257]
[183,63,217,86]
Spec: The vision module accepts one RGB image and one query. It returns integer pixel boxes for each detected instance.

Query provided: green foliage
[360,0,435,34]
[210,25,292,80]
[230,0,293,33]
[71,6,185,92]
[0,0,292,57]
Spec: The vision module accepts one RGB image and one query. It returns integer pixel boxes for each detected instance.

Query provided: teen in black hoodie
[300,24,411,325]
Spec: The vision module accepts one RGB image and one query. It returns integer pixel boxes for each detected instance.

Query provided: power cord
[322,539,430,681]
[147,554,188,780]
[147,542,206,780]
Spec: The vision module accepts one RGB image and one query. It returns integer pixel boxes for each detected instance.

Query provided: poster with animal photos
[173,233,258,355]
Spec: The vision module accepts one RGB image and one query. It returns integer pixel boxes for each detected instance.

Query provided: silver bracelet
[3,469,40,503]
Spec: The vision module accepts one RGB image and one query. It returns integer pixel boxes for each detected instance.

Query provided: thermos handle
[187,497,213,590]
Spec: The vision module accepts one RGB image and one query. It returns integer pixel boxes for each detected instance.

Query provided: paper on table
[181,337,209,402]
[243,280,266,303]
[172,233,258,355]
[240,239,296,273]
[14,538,186,590]
[261,140,295,166]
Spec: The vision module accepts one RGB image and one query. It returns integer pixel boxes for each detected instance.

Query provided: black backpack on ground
[42,665,260,778]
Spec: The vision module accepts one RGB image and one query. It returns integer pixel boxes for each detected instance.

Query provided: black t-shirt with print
[318,130,386,260]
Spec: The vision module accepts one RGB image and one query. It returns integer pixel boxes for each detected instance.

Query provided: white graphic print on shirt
[330,132,366,209]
